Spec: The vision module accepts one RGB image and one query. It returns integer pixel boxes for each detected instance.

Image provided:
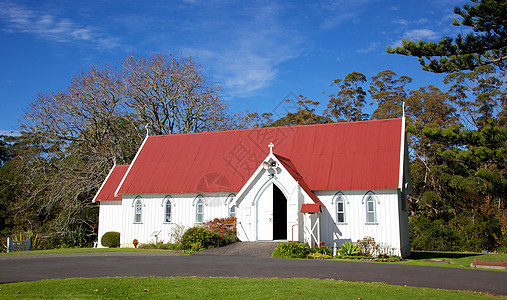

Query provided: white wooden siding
[97,201,122,248]
[117,193,231,247]
[316,189,403,256]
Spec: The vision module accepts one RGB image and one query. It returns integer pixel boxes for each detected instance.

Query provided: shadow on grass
[409,251,477,260]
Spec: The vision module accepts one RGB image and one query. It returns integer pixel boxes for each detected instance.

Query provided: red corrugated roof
[94,165,129,201]
[274,154,324,210]
[116,118,403,195]
[300,203,321,213]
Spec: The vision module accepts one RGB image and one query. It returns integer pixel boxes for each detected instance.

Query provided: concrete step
[193,241,283,258]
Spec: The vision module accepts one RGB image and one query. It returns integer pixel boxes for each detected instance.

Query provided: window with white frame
[336,195,345,223]
[164,197,172,223]
[134,197,142,223]
[196,198,204,223]
[229,205,236,218]
[365,192,377,223]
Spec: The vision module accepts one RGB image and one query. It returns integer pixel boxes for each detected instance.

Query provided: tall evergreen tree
[387,0,507,73]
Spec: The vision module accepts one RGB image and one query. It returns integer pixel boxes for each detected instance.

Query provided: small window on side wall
[134,197,142,223]
[165,198,172,223]
[333,192,347,224]
[337,196,345,223]
[196,199,204,223]
[364,192,377,224]
[229,205,236,218]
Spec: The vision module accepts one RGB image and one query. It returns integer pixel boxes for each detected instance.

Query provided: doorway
[272,184,287,240]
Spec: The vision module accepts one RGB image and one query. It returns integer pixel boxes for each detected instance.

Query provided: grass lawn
[398,251,507,270]
[0,277,503,299]
[0,247,176,256]
[327,250,506,271]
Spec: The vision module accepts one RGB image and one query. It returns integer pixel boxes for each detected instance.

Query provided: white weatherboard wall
[317,189,404,257]
[117,193,232,247]
[97,201,122,248]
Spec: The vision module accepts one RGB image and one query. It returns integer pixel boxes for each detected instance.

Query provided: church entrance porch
[257,183,288,241]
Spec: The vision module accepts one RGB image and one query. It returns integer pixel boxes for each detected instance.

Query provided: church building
[93,117,411,257]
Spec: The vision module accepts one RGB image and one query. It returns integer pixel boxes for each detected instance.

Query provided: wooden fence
[7,236,32,253]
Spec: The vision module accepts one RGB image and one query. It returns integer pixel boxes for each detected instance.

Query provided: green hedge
[272,241,311,258]
[180,226,222,251]
[101,232,120,248]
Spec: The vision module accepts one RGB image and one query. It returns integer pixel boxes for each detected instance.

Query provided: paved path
[1,252,506,295]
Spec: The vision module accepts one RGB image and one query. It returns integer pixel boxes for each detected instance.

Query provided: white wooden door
[257,184,273,240]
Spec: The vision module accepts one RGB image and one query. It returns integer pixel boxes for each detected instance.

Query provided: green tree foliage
[387,0,507,73]
[410,121,506,251]
[0,53,236,249]
[444,65,506,129]
[369,70,412,120]
[325,72,369,122]
[270,95,332,126]
[241,112,274,128]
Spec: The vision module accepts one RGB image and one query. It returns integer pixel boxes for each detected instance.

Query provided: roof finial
[144,123,150,138]
[113,157,116,166]
[268,142,274,154]
[402,101,405,118]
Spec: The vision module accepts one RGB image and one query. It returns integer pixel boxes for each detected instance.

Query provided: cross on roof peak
[268,142,274,154]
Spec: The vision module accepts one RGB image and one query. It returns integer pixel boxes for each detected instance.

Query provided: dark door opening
[273,184,287,240]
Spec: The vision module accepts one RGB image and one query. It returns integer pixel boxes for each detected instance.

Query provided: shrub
[356,236,379,256]
[180,226,222,251]
[168,224,186,245]
[307,252,332,259]
[338,242,359,256]
[272,241,311,258]
[311,245,332,256]
[203,217,237,235]
[222,232,240,245]
[377,242,396,258]
[101,232,120,248]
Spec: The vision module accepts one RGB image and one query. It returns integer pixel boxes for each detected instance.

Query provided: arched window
[196,198,204,223]
[332,192,347,224]
[363,191,378,224]
[164,197,172,223]
[134,197,142,223]
[336,195,345,223]
[226,193,236,218]
[229,205,236,218]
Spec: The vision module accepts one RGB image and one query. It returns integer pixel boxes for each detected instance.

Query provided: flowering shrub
[203,217,237,235]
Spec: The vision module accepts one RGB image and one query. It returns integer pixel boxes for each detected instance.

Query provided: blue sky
[0,0,467,134]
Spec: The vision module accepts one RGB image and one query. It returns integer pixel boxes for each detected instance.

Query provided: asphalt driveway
[1,252,506,295]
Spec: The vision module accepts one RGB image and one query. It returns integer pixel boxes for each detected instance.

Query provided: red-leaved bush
[203,217,237,235]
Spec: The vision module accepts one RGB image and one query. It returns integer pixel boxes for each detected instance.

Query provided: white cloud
[356,42,378,53]
[0,1,121,49]
[403,28,439,40]
[181,4,303,99]
[393,19,409,26]
[318,0,374,29]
